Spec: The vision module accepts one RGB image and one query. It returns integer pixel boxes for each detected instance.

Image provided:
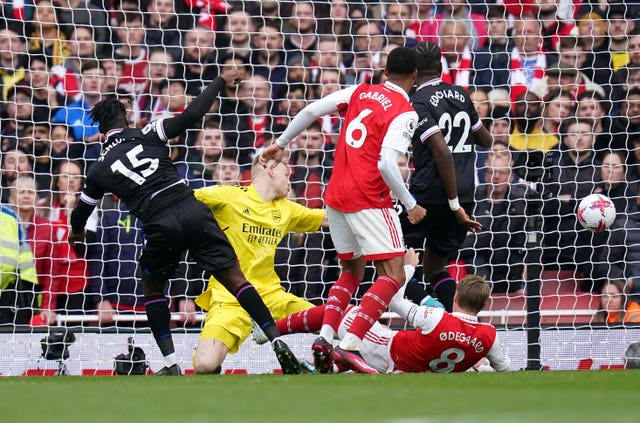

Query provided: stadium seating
[482,270,598,326]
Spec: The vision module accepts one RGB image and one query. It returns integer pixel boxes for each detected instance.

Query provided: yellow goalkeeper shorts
[200,290,313,353]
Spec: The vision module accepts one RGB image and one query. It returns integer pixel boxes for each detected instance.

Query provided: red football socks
[322,271,360,332]
[348,275,400,339]
[277,305,327,335]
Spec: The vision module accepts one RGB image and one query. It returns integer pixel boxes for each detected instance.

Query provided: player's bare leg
[213,265,302,374]
[193,339,228,374]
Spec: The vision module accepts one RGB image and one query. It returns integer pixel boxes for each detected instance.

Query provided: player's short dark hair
[456,274,491,314]
[414,41,442,77]
[385,46,417,76]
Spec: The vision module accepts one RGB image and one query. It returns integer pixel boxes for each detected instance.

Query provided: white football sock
[163,353,178,368]
[339,333,360,351]
[319,325,335,343]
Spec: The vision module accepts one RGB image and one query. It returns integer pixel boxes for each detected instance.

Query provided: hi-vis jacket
[0,205,38,289]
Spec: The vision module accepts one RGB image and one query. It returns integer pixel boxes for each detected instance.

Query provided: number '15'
[111,145,159,185]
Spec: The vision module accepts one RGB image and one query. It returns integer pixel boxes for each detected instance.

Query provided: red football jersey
[390,308,500,373]
[324,82,417,212]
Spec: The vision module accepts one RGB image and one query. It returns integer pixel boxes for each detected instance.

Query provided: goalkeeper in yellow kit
[192,157,326,374]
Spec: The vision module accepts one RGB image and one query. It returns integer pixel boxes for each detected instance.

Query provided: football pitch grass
[1,371,636,423]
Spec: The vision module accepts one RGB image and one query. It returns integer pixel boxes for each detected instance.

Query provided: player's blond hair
[456,274,491,314]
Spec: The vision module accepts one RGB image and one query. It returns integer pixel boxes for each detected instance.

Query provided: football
[577,193,616,232]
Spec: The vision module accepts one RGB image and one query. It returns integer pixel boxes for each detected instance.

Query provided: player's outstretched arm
[452,208,482,231]
[398,248,443,306]
[484,337,511,372]
[260,98,336,166]
[259,144,287,167]
[426,131,482,231]
[403,247,420,269]
[261,87,355,166]
[391,248,440,303]
[162,70,241,139]
[471,358,494,372]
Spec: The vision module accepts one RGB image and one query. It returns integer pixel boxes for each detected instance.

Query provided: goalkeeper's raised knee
[193,340,226,374]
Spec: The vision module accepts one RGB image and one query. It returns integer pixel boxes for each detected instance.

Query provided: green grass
[0,371,637,423]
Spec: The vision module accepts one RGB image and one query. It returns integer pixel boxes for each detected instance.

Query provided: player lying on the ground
[256,271,510,373]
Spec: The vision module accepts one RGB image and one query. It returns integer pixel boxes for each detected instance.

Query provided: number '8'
[429,347,465,373]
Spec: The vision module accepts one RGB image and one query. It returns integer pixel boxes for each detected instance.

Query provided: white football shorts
[326,206,405,261]
[338,306,396,373]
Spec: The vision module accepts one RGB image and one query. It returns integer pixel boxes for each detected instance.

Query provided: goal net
[0,0,638,374]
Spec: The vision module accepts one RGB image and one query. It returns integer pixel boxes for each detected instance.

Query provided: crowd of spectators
[1,0,640,326]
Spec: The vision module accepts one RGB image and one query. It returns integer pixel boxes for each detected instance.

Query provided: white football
[577,193,616,232]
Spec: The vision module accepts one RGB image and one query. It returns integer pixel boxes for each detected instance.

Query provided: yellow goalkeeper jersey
[194,185,324,309]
